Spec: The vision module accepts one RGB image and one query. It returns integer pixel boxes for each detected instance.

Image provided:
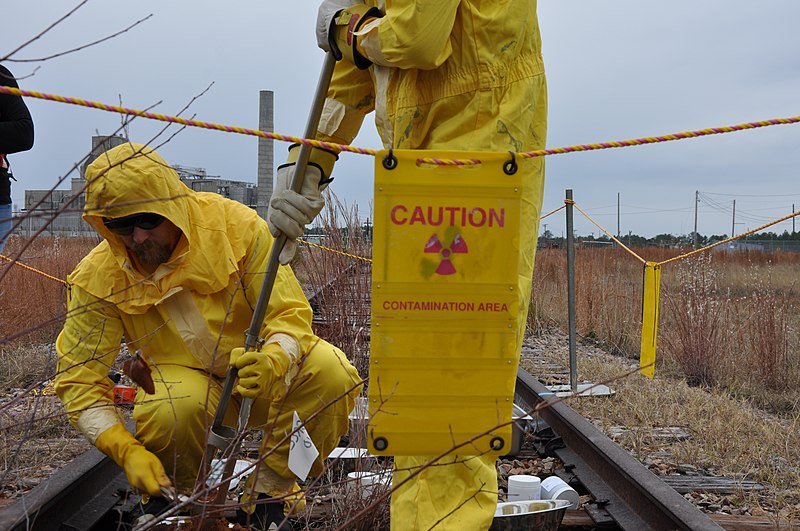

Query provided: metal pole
[566,189,577,393]
[793,204,796,234]
[731,200,736,239]
[693,190,699,250]
[201,52,338,520]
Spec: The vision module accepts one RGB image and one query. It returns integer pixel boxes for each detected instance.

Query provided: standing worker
[269,1,547,529]
[54,142,362,529]
[0,64,34,253]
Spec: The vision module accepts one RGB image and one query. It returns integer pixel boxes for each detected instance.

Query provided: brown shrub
[745,267,795,390]
[661,254,728,387]
[294,193,372,383]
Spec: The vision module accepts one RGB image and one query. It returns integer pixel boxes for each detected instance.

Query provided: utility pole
[793,204,796,234]
[731,199,736,239]
[693,190,699,250]
[617,192,621,239]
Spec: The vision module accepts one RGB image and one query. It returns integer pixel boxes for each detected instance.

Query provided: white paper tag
[288,411,319,481]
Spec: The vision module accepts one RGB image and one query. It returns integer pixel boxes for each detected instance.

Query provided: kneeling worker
[54,142,361,529]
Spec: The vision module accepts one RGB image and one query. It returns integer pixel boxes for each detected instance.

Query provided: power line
[700,191,800,198]
[698,193,794,223]
[584,203,694,214]
[621,205,695,214]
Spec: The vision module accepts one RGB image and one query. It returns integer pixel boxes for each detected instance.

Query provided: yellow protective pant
[132,339,362,492]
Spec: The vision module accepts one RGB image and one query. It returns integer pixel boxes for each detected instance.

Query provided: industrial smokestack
[257,90,275,220]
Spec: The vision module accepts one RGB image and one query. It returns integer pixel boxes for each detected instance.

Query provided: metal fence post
[566,189,578,392]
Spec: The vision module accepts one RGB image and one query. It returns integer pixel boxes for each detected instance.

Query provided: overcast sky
[4,1,800,238]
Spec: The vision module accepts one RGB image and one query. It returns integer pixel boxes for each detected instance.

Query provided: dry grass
[530,245,800,414]
[538,344,800,524]
[0,236,98,503]
[530,247,655,356]
[527,244,800,522]
[0,235,97,348]
[745,268,795,390]
[662,254,727,387]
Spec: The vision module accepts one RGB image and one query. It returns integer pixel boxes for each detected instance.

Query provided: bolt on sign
[368,150,524,457]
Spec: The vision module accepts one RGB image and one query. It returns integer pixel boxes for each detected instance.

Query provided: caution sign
[368,150,523,457]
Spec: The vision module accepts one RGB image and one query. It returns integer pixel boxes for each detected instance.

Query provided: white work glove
[268,144,338,264]
[316,0,382,69]
[316,0,353,52]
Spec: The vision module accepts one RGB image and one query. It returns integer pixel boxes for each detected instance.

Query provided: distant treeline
[540,229,800,248]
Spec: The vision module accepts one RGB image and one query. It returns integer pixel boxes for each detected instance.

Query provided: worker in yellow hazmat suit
[268,1,547,529]
[54,142,361,529]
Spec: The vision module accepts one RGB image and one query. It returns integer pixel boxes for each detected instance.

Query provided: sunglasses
[102,212,166,235]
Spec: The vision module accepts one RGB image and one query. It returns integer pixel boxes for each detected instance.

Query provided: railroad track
[0,368,780,530]
[515,369,722,531]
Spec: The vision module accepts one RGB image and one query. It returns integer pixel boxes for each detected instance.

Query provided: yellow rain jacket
[318,1,547,529]
[54,144,359,490]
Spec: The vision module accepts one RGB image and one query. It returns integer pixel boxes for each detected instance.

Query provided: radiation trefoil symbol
[424,233,468,275]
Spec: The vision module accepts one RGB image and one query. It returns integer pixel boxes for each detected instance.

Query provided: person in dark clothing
[0,64,34,252]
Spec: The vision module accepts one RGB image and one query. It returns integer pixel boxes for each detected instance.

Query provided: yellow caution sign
[368,150,523,456]
[640,261,661,379]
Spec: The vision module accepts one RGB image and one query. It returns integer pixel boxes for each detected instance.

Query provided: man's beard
[129,240,173,267]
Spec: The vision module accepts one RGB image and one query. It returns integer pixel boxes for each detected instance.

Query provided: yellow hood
[71,142,257,313]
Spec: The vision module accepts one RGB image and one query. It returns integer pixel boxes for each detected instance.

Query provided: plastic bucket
[345,470,392,499]
[328,447,374,477]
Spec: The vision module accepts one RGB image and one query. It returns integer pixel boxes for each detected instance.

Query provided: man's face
[125,219,183,267]
[103,213,183,267]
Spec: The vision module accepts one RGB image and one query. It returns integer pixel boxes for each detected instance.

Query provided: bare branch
[1,0,90,61]
[3,5,152,64]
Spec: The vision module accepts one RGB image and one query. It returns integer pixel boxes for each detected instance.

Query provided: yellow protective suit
[317,1,547,529]
[54,143,362,495]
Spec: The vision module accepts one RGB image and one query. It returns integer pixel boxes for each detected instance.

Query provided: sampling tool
[199,52,337,519]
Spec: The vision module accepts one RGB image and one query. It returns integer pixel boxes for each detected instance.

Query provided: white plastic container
[346,470,392,499]
[328,447,374,476]
[507,475,541,501]
[329,447,370,459]
[540,476,580,509]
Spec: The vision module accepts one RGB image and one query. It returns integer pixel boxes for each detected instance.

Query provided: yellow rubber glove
[230,343,292,400]
[95,424,171,496]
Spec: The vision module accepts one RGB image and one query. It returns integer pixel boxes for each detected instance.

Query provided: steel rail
[516,367,725,531]
[0,448,129,531]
